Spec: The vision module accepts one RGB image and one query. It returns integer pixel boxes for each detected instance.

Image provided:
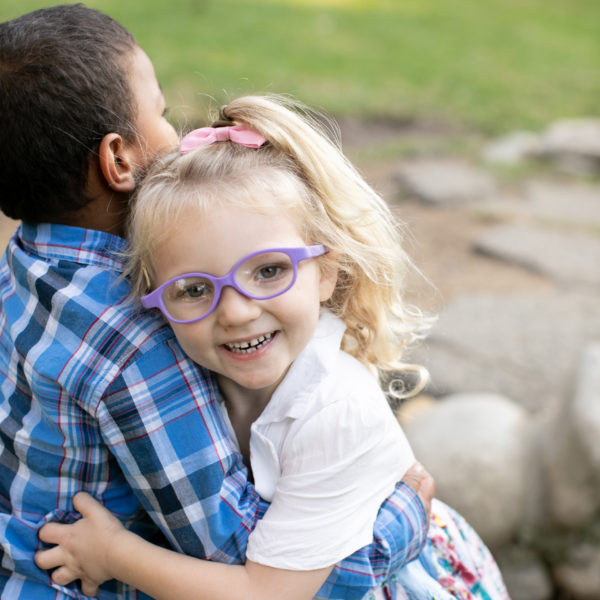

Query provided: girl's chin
[229,373,283,393]
[217,365,288,397]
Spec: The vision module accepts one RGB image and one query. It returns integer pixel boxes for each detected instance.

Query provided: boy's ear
[98,133,137,193]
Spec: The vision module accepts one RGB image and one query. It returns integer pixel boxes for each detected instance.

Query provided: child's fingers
[72,491,101,516]
[34,546,66,571]
[38,521,69,545]
[81,578,100,598]
[50,565,78,587]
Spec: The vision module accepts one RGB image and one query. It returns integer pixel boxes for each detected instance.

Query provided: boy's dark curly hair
[0,4,138,223]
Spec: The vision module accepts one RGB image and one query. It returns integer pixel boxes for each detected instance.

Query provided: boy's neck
[61,157,131,236]
[62,194,129,238]
[59,137,139,236]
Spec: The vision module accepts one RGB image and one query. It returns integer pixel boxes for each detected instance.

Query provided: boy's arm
[322,480,429,598]
[36,476,430,600]
[37,492,333,600]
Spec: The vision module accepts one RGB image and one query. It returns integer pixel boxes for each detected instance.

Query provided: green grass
[2,0,599,133]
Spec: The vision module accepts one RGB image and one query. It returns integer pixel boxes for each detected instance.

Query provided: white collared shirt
[220,309,415,570]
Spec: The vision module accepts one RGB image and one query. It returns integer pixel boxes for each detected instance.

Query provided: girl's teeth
[225,333,273,353]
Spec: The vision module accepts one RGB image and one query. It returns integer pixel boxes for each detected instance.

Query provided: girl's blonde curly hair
[127,95,433,399]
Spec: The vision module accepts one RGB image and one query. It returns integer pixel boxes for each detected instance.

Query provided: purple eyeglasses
[141,245,328,324]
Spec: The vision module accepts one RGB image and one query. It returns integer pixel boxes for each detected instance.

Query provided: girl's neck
[217,376,272,464]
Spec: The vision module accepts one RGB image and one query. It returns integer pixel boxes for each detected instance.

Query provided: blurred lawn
[1,0,598,133]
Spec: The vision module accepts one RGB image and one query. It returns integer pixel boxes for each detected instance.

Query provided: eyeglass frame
[140,245,328,324]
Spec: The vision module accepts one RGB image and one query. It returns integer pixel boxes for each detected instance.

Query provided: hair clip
[180,125,267,154]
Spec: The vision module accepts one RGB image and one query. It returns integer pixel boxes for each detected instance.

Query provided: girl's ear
[98,133,137,193]
[319,256,338,302]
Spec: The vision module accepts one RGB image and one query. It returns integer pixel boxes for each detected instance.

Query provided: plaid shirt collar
[19,222,128,271]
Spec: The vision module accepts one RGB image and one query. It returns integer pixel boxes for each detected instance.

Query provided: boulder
[554,542,600,600]
[395,158,496,204]
[403,393,533,548]
[475,224,600,288]
[413,291,600,415]
[482,131,540,165]
[496,547,554,600]
[536,118,600,175]
[545,343,600,528]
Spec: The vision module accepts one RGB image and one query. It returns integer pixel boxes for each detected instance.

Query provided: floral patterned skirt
[369,499,511,600]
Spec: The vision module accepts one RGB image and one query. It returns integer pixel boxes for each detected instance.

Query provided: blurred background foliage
[1,0,598,134]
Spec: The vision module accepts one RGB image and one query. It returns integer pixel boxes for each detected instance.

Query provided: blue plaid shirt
[0,223,426,599]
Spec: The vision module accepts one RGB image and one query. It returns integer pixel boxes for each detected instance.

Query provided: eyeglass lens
[162,251,296,322]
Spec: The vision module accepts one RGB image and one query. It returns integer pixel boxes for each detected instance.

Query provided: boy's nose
[215,286,262,327]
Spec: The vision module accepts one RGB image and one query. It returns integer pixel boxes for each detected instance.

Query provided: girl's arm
[35,492,332,600]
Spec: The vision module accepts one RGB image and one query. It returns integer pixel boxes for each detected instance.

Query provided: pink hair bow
[180,125,267,153]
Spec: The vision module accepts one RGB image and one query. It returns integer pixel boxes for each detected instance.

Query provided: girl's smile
[222,330,278,355]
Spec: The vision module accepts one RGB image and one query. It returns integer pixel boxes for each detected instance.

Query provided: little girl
[35,96,509,599]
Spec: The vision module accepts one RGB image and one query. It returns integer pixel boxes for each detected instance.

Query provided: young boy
[0,5,432,599]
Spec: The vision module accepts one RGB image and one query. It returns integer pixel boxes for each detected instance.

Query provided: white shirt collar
[255,308,346,424]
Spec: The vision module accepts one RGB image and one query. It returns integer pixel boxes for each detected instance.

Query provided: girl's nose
[215,286,262,327]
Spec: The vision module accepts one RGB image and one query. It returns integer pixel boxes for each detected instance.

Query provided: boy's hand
[401,461,435,526]
[35,492,125,597]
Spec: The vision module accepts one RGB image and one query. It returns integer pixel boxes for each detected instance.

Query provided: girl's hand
[35,492,126,597]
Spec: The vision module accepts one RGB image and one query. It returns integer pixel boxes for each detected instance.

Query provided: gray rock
[414,291,600,415]
[572,343,600,474]
[537,118,600,159]
[554,543,600,600]
[545,343,600,527]
[475,224,600,288]
[496,548,554,600]
[544,414,600,528]
[536,118,600,175]
[522,180,600,229]
[484,180,600,230]
[395,158,496,204]
[404,393,532,549]
[482,131,540,165]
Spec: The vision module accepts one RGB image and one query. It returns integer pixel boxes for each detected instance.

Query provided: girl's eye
[172,279,212,302]
[256,264,283,280]
[184,284,209,298]
[255,262,293,282]
[236,252,294,291]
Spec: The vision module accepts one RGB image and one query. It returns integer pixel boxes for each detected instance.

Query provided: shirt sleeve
[318,482,428,599]
[246,375,416,570]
